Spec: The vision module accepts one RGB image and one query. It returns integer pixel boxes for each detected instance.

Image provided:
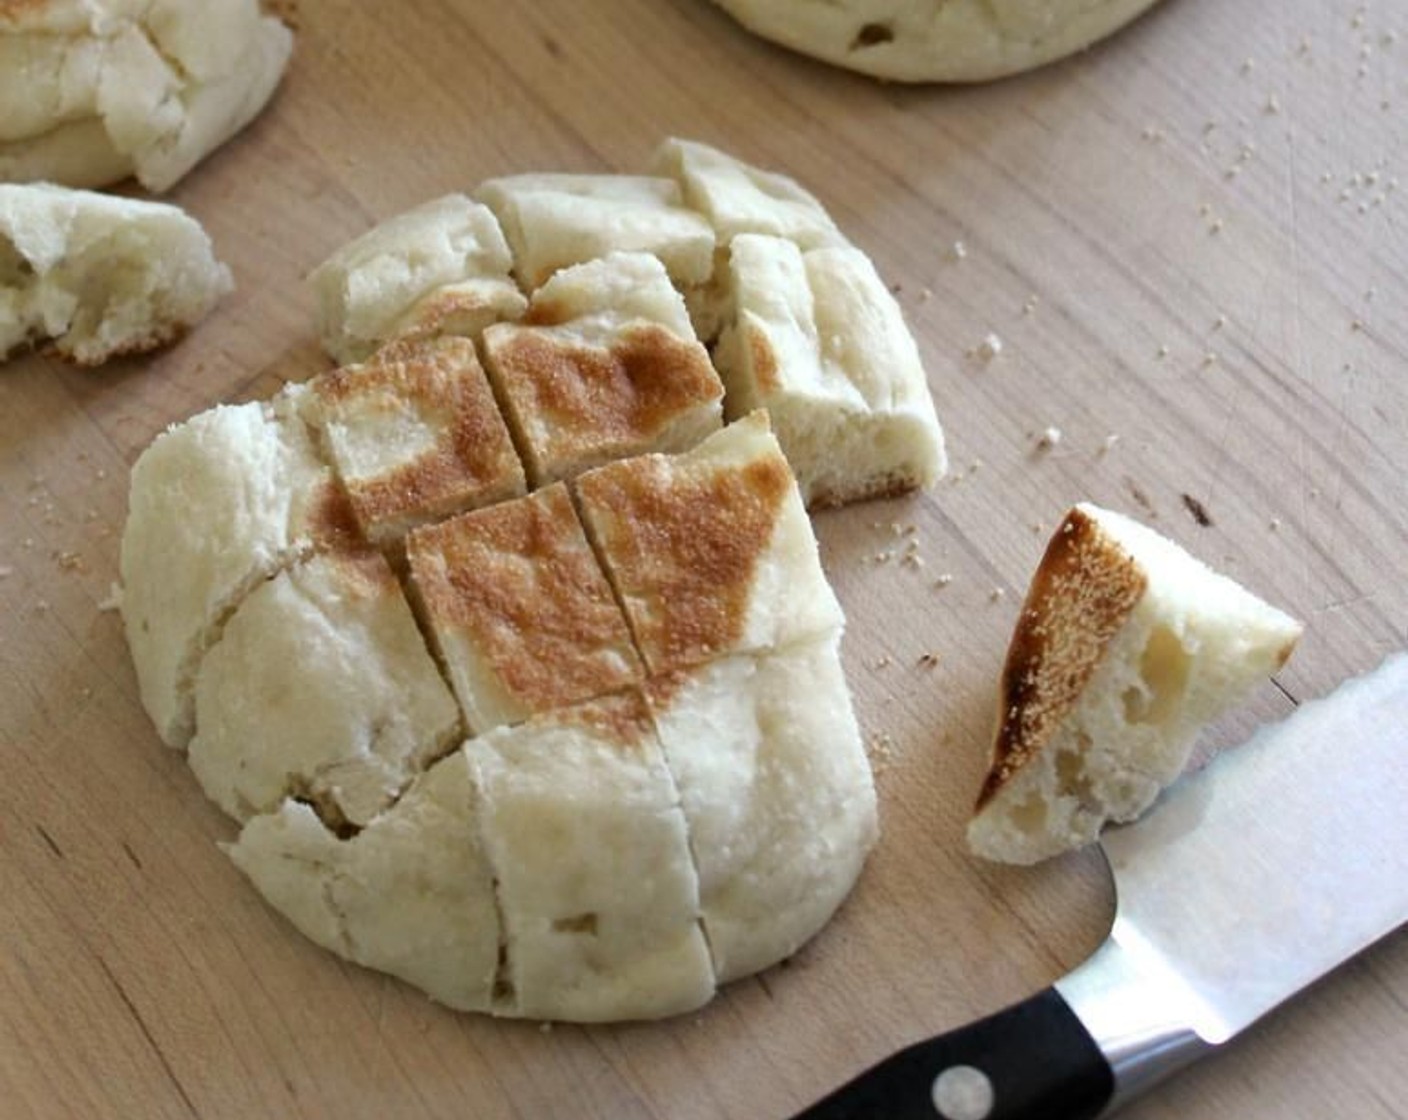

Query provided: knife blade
[793,652,1408,1120]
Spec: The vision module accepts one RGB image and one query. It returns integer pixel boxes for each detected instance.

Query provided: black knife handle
[792,988,1113,1120]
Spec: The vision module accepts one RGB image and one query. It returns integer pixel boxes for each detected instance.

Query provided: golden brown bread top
[555,689,656,755]
[976,505,1146,811]
[406,483,643,714]
[310,337,525,542]
[573,441,791,674]
[484,322,722,478]
[303,478,366,553]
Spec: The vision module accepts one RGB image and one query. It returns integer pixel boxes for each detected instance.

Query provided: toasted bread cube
[646,635,877,982]
[482,252,724,487]
[120,389,359,749]
[310,194,524,364]
[968,503,1303,865]
[475,173,715,290]
[713,234,946,508]
[574,411,843,674]
[188,550,462,827]
[301,336,527,547]
[228,752,501,1013]
[467,693,715,1022]
[407,484,643,735]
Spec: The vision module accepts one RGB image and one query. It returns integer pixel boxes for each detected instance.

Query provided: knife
[794,652,1408,1120]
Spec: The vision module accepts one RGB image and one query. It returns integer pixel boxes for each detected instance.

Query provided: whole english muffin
[120,141,946,1020]
[706,0,1163,83]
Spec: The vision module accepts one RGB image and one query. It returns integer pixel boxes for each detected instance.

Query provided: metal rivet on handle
[931,1064,995,1120]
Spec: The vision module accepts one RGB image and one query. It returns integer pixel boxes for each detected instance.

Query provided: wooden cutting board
[2,1,1404,1117]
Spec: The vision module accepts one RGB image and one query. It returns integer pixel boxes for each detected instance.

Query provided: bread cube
[481,252,723,486]
[574,411,842,674]
[713,234,946,508]
[968,503,1303,865]
[476,172,715,290]
[310,194,524,364]
[407,483,643,735]
[467,692,715,1021]
[301,336,527,547]
[228,751,502,1013]
[646,636,877,982]
[188,549,461,827]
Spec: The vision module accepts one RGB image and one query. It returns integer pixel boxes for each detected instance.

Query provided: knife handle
[791,988,1113,1120]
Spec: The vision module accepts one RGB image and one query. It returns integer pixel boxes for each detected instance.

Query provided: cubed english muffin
[466,692,715,1022]
[713,234,947,507]
[300,336,527,548]
[646,635,877,983]
[309,194,525,365]
[573,411,843,675]
[406,484,643,735]
[968,503,1303,865]
[120,389,359,749]
[481,252,724,487]
[187,550,462,828]
[475,173,715,290]
[228,751,502,1013]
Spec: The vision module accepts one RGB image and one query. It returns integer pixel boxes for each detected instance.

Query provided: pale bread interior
[968,503,1303,865]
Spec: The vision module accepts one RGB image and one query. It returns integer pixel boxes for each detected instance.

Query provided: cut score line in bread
[968,503,1303,865]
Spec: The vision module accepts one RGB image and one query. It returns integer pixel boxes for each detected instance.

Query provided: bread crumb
[951,240,967,260]
[1037,426,1062,450]
[868,654,894,670]
[918,652,941,669]
[1156,345,1170,359]
[1098,434,1121,456]
[989,587,1006,602]
[35,599,50,613]
[933,574,954,589]
[919,287,933,302]
[975,333,1003,361]
[55,551,85,574]
[99,583,123,612]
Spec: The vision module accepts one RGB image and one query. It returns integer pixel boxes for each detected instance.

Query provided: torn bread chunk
[227,752,501,1013]
[309,194,524,365]
[968,503,1303,865]
[300,336,527,548]
[573,411,843,675]
[713,234,946,507]
[467,692,715,1021]
[481,252,723,487]
[0,0,292,192]
[475,172,715,291]
[406,484,643,735]
[646,635,877,983]
[120,389,359,749]
[0,182,231,364]
[188,550,462,828]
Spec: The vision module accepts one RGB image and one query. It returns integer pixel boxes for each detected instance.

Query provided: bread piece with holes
[0,182,231,364]
[705,0,1160,84]
[299,336,527,547]
[0,0,292,191]
[188,550,462,828]
[713,233,946,507]
[646,635,876,982]
[406,484,643,735]
[476,172,715,291]
[309,194,525,365]
[481,251,723,487]
[574,410,842,675]
[227,751,502,1013]
[467,692,715,1021]
[120,389,359,749]
[967,503,1303,865]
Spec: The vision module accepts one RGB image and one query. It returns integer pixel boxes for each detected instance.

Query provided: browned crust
[406,483,642,716]
[746,321,781,395]
[312,337,525,541]
[805,469,922,511]
[573,442,791,674]
[483,322,722,477]
[317,547,400,601]
[304,477,366,553]
[553,689,655,755]
[974,506,1147,811]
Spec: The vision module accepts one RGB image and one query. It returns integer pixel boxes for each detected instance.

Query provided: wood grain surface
[2,0,1405,1117]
